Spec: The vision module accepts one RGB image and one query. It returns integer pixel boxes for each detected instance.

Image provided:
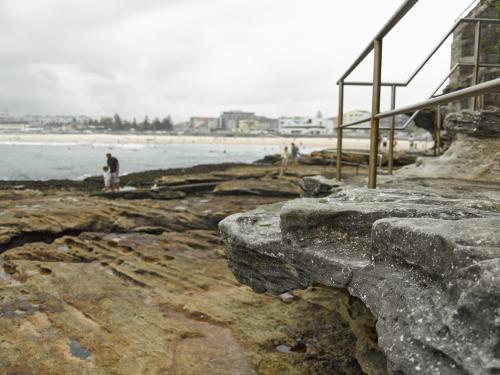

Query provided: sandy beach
[0,133,421,150]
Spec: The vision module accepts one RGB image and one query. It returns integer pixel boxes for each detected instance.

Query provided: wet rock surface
[220,182,500,374]
[0,163,387,374]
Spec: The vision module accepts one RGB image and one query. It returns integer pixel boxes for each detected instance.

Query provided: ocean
[0,141,308,181]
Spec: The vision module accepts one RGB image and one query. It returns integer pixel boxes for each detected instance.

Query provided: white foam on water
[0,141,149,149]
[76,174,93,180]
[0,141,91,147]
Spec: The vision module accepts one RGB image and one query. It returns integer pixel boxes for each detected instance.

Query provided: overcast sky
[0,0,477,122]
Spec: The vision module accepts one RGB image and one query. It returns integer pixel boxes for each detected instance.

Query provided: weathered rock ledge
[219,185,500,374]
[398,110,500,183]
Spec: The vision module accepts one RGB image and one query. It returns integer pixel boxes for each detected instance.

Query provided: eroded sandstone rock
[398,110,500,183]
[0,188,387,374]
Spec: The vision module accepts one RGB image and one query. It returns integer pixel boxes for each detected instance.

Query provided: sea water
[0,141,308,181]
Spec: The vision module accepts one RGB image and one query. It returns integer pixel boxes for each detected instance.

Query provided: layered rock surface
[220,183,500,374]
[0,167,388,374]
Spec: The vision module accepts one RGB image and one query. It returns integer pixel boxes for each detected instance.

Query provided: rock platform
[0,163,388,374]
[220,182,500,374]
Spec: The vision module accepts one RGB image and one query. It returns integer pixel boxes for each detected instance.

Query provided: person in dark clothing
[290,142,300,168]
[106,153,120,192]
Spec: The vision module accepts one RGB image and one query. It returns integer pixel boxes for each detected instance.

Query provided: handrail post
[388,85,396,175]
[435,105,442,155]
[472,20,482,110]
[336,82,344,181]
[368,39,383,189]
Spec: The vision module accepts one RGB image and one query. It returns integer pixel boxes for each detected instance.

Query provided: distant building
[340,110,414,133]
[173,121,190,133]
[0,110,13,122]
[325,117,336,134]
[236,119,267,134]
[342,110,371,127]
[20,114,91,126]
[220,111,255,131]
[278,112,329,136]
[236,116,278,134]
[190,117,219,132]
[0,122,29,132]
[0,110,29,131]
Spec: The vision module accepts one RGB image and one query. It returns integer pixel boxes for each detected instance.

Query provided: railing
[335,0,500,188]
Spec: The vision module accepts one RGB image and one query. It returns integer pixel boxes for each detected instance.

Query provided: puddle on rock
[275,342,307,354]
[275,345,292,354]
[68,338,92,360]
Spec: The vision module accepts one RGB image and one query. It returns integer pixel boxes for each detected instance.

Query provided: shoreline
[0,132,420,150]
[0,132,359,148]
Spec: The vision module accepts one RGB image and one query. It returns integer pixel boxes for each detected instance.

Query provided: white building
[278,112,330,136]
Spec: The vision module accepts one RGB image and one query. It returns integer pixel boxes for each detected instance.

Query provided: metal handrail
[462,17,500,23]
[456,0,480,22]
[376,77,500,119]
[389,62,475,130]
[339,117,372,129]
[341,61,500,131]
[392,61,500,131]
[343,81,406,87]
[335,0,500,188]
[337,0,418,83]
[341,18,500,88]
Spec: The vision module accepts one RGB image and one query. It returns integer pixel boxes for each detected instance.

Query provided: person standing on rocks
[409,134,415,149]
[279,146,289,177]
[291,142,300,168]
[106,153,120,192]
[102,166,111,191]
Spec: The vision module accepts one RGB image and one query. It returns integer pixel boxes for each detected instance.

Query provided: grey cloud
[0,0,476,121]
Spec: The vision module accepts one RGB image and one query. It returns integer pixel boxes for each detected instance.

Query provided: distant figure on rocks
[279,146,289,177]
[106,153,120,192]
[382,135,388,149]
[102,166,111,191]
[409,134,415,149]
[291,142,300,168]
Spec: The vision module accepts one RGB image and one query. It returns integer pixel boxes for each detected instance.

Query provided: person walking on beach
[291,142,300,168]
[106,153,120,192]
[279,146,289,177]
